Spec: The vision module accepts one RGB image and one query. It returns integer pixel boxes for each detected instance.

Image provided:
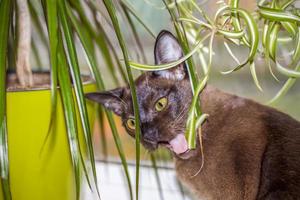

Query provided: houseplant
[0,0,299,200]
[0,0,139,199]
[0,0,99,199]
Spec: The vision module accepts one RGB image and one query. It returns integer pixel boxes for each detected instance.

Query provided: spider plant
[129,0,300,151]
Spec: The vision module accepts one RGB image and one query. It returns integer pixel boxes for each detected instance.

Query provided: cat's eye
[126,118,135,130]
[155,97,168,111]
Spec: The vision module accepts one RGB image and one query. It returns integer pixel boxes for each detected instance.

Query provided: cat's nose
[142,125,158,144]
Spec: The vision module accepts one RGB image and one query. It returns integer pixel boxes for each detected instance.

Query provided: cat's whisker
[169,105,189,128]
[172,106,188,124]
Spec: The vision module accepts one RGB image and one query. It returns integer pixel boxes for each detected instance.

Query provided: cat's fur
[86,30,300,200]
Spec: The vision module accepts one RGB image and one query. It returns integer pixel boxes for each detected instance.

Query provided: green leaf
[57,42,82,200]
[259,6,300,23]
[64,2,104,197]
[150,154,164,200]
[228,0,251,47]
[71,0,125,85]
[223,41,241,65]
[292,28,300,62]
[275,62,300,78]
[186,75,209,148]
[268,73,298,105]
[281,0,295,9]
[185,32,214,148]
[58,0,95,195]
[103,0,142,199]
[249,62,263,91]
[68,3,133,199]
[97,107,108,160]
[164,0,202,118]
[217,29,245,39]
[267,23,280,61]
[272,27,300,78]
[269,27,300,103]
[281,21,297,36]
[177,17,212,29]
[262,22,270,47]
[221,8,259,74]
[41,0,58,154]
[121,3,148,62]
[195,113,209,129]
[119,0,156,38]
[0,0,12,199]
[129,33,211,71]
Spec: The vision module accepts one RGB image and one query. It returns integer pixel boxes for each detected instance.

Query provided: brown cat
[86,30,300,200]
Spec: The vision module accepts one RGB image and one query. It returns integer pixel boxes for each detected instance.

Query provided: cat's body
[87,30,300,199]
[175,84,300,200]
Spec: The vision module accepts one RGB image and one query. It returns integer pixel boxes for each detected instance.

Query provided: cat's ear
[85,88,125,116]
[153,30,186,80]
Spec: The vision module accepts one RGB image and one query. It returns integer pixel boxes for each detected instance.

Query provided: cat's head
[86,30,193,159]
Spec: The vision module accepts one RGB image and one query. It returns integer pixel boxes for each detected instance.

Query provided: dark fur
[86,30,300,199]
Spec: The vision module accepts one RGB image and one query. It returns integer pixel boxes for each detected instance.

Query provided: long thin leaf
[0,0,12,199]
[268,71,299,105]
[64,2,107,197]
[97,107,108,160]
[103,1,142,199]
[150,154,164,200]
[217,29,245,39]
[292,28,300,62]
[228,0,251,47]
[57,42,81,200]
[186,75,209,147]
[269,27,300,103]
[281,21,297,36]
[223,41,241,65]
[121,3,148,62]
[267,23,280,61]
[68,3,133,199]
[40,0,58,154]
[129,33,211,71]
[276,62,300,78]
[177,17,212,29]
[119,0,156,38]
[70,0,123,85]
[159,0,204,148]
[58,0,97,196]
[259,6,300,23]
[250,62,263,91]
[221,8,259,74]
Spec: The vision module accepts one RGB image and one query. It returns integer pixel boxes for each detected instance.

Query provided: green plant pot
[0,80,96,200]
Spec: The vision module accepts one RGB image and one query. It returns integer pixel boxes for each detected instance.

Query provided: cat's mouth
[158,134,190,157]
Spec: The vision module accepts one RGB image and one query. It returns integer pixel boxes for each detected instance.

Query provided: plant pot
[1,73,96,200]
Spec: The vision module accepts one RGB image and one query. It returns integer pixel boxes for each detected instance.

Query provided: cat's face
[86,31,193,158]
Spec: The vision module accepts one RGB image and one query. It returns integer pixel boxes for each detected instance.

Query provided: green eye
[126,118,135,130]
[155,97,168,111]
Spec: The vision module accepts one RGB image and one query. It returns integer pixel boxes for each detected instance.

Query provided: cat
[86,30,300,200]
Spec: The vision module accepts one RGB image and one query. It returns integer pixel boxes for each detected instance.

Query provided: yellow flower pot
[1,82,96,200]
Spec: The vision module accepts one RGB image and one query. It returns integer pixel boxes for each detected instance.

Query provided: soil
[6,72,93,92]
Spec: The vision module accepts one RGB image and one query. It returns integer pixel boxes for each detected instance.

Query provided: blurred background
[28,0,300,199]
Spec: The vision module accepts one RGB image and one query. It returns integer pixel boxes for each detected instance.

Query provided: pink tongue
[169,134,188,154]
